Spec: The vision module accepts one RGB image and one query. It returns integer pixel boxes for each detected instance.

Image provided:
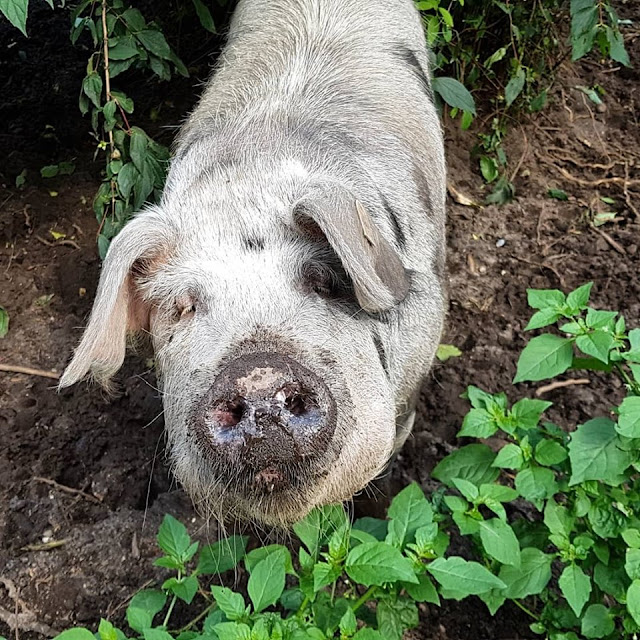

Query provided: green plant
[49,283,640,640]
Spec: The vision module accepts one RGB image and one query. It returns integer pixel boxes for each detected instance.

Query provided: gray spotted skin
[60,0,447,526]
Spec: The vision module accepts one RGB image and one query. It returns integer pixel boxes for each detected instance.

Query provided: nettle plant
[47,284,640,640]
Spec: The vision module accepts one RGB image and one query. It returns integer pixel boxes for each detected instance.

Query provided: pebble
[496,238,506,248]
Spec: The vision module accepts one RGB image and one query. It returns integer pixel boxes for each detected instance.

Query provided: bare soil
[1,8,639,640]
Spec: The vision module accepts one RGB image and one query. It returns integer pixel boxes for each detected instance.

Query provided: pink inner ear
[126,275,152,334]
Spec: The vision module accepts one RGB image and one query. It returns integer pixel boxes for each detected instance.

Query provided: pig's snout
[191,353,337,491]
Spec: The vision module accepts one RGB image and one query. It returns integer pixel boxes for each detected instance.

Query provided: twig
[34,236,80,250]
[536,378,590,396]
[33,476,102,504]
[538,156,640,187]
[20,540,68,552]
[590,225,627,255]
[0,364,59,380]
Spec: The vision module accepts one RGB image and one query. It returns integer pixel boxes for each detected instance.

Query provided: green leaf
[82,72,103,108]
[627,579,640,626]
[109,38,139,61]
[514,335,574,383]
[576,330,614,364]
[626,549,640,580]
[97,619,117,640]
[162,575,198,604]
[623,529,640,549]
[465,385,496,410]
[605,25,630,67]
[478,519,521,567]
[427,557,505,596]
[244,544,293,575]
[157,514,193,561]
[480,156,499,183]
[53,631,96,640]
[451,478,479,502]
[432,77,476,114]
[143,630,173,640]
[594,562,627,600]
[376,598,418,640]
[136,30,172,59]
[515,466,558,507]
[527,288,566,310]
[617,397,640,438]
[129,127,149,172]
[121,8,146,31]
[0,0,28,35]
[499,548,552,598]
[211,586,246,621]
[569,418,633,485]
[535,439,568,466]
[387,482,432,546]
[511,398,553,430]
[479,483,519,503]
[352,517,387,542]
[581,604,614,639]
[247,548,287,612]
[403,574,440,604]
[191,0,215,32]
[432,444,498,486]
[345,542,418,586]
[0,307,9,338]
[339,608,357,637]
[566,282,593,312]
[525,308,562,330]
[293,504,347,558]
[492,443,524,470]
[197,536,248,574]
[214,622,251,640]
[544,500,574,538]
[559,564,591,617]
[436,343,462,362]
[505,67,526,107]
[126,590,167,633]
[458,408,498,438]
[548,188,568,201]
[312,562,341,592]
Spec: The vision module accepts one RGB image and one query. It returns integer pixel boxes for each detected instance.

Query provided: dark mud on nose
[188,352,338,493]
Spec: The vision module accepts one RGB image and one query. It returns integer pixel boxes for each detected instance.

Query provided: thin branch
[0,364,59,380]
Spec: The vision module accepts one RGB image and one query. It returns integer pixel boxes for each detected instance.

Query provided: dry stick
[33,476,102,504]
[0,364,59,380]
[536,378,590,396]
[590,225,627,255]
[538,155,640,187]
[624,161,640,220]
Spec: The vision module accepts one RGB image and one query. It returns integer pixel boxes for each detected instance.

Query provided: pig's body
[61,0,446,525]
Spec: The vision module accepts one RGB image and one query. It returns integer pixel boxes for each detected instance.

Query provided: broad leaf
[345,542,418,586]
[432,444,498,486]
[427,557,505,595]
[514,334,574,383]
[478,519,521,567]
[499,548,552,599]
[568,418,633,485]
[558,564,591,617]
[247,549,287,612]
[432,77,476,114]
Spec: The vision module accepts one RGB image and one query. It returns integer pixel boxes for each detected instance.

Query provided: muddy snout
[191,353,337,491]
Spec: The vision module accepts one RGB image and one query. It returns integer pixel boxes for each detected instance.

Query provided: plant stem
[163,595,178,629]
[351,586,377,613]
[100,0,117,234]
[176,602,217,634]
[510,598,539,620]
[296,596,311,620]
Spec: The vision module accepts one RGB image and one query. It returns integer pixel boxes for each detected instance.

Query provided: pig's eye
[175,295,197,322]
[301,262,353,301]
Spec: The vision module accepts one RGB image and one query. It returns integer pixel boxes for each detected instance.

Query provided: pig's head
[60,180,410,525]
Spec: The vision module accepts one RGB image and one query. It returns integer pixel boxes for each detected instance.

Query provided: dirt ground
[1,7,639,640]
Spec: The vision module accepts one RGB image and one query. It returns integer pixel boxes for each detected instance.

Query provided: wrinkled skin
[60,0,447,526]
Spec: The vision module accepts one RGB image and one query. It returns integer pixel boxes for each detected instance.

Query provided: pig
[60,0,447,526]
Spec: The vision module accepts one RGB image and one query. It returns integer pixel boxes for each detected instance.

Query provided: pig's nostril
[211,397,246,427]
[276,384,311,416]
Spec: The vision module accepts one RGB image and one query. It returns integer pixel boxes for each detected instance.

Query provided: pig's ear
[294,186,410,313]
[59,209,174,390]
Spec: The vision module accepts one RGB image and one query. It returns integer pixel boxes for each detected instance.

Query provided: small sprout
[548,189,568,201]
[436,344,462,362]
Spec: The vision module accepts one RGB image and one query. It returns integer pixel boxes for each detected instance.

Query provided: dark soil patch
[1,7,639,640]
